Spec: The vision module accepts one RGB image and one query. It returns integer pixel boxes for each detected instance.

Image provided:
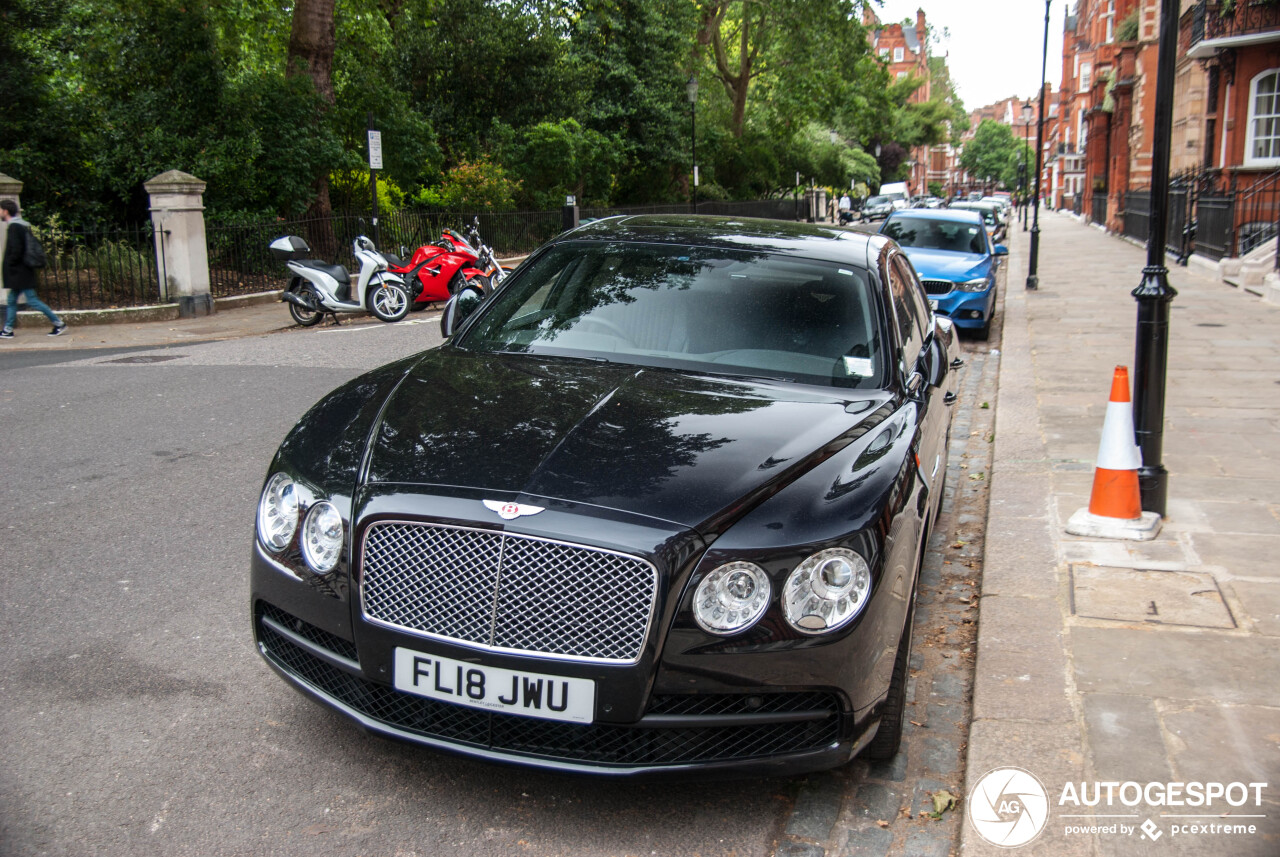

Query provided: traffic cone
[1066,366,1162,540]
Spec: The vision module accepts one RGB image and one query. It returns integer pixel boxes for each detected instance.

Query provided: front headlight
[257,473,299,552]
[693,561,772,635]
[783,548,872,634]
[958,277,991,292]
[301,501,345,573]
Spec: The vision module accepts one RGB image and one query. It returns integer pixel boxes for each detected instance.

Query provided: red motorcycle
[385,229,483,308]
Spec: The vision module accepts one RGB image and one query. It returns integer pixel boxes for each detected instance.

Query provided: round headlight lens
[257,473,299,552]
[693,561,772,635]
[783,548,872,634]
[301,501,344,573]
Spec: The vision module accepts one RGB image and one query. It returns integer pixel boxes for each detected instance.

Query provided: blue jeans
[5,288,62,329]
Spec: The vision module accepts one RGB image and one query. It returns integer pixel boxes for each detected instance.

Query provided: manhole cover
[1070,565,1235,629]
[100,354,183,364]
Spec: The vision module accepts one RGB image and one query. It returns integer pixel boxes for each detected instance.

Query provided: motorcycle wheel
[288,285,323,327]
[447,270,467,295]
[368,282,410,322]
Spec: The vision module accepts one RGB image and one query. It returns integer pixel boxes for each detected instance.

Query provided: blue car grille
[921,280,954,295]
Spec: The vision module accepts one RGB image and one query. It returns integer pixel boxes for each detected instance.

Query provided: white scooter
[270,234,413,326]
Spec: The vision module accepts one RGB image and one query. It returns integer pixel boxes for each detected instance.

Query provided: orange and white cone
[1066,366,1162,540]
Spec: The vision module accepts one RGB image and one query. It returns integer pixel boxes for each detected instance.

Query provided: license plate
[928,299,939,310]
[393,647,595,724]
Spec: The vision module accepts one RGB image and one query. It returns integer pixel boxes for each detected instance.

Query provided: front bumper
[929,289,994,329]
[253,598,871,777]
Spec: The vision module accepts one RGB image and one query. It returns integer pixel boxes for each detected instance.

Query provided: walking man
[1,200,65,338]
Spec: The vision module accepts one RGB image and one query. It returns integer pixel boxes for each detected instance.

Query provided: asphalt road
[0,311,994,857]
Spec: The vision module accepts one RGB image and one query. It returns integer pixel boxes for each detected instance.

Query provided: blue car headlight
[957,277,991,292]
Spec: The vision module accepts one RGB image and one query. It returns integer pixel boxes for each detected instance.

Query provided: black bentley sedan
[252,215,960,777]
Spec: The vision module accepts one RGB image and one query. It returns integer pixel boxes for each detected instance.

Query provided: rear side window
[886,254,927,364]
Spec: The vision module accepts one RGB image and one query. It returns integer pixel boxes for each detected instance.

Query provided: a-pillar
[0,173,22,300]
[144,170,214,317]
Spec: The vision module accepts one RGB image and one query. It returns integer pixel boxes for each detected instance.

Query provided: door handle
[944,392,958,406]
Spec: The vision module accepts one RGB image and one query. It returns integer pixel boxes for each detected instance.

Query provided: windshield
[457,241,885,389]
[867,196,889,206]
[884,217,988,255]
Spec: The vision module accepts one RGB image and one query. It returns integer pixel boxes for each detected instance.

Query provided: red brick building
[865,8,935,196]
[1052,0,1280,263]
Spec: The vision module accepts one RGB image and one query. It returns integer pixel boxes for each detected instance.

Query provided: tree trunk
[287,0,337,255]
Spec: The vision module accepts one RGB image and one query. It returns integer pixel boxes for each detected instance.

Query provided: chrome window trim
[358,519,660,666]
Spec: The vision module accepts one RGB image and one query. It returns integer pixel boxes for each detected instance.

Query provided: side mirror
[440,285,485,338]
[993,244,1009,256]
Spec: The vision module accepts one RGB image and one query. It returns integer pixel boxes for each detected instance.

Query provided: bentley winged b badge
[483,499,546,521]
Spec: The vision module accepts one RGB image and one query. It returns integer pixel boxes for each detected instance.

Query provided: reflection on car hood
[367,349,890,530]
[899,247,991,281]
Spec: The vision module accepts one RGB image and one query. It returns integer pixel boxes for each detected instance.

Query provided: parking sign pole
[1131,0,1180,517]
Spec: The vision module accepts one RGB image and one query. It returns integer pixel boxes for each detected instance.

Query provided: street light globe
[1023,103,1033,125]
[686,75,699,105]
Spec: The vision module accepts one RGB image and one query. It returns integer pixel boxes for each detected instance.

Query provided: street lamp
[687,75,699,214]
[1021,103,1033,230]
[1026,0,1050,290]
[1131,0,1181,516]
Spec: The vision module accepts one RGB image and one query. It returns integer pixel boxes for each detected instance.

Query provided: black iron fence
[32,222,163,310]
[1091,191,1109,226]
[207,200,805,299]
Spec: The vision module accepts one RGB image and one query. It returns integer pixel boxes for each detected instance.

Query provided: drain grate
[1070,565,1236,629]
[100,354,183,364]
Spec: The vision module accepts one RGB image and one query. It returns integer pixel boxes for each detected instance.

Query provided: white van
[879,181,911,210]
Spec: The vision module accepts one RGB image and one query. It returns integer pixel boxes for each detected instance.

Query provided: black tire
[367,282,409,322]
[975,315,992,341]
[288,285,323,327]
[447,270,467,295]
[862,598,915,760]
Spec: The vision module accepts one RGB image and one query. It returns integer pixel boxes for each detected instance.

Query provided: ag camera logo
[968,767,1051,848]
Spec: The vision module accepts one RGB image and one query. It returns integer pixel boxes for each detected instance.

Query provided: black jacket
[3,219,38,293]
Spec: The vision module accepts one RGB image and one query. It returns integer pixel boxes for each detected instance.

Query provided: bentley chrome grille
[360,521,658,664]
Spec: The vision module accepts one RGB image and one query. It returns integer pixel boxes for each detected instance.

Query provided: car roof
[954,200,1000,210]
[557,214,890,266]
[883,209,985,226]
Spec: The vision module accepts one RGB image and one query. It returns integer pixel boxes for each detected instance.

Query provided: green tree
[960,119,1020,191]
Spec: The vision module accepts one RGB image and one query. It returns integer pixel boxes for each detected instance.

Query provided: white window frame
[1104,0,1116,43]
[879,47,890,58]
[1080,62,1092,92]
[894,46,905,63]
[1244,68,1280,168]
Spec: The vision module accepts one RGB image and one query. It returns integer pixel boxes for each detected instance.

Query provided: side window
[886,254,925,365]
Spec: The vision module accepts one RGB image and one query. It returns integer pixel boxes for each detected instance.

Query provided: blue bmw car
[879,209,1006,340]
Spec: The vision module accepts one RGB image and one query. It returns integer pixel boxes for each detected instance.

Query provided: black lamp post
[1026,0,1050,290]
[687,75,699,214]
[1131,0,1180,516]
[1021,103,1033,230]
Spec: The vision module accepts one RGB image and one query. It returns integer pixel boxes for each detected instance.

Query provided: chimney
[916,9,926,45]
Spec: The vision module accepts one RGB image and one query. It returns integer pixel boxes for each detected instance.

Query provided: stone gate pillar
[0,173,22,297]
[144,170,214,317]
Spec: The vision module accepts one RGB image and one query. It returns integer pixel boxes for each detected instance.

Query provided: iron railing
[1192,0,1280,46]
[1091,191,1109,226]
[32,222,163,309]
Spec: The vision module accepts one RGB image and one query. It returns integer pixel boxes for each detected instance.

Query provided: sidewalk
[965,212,1279,855]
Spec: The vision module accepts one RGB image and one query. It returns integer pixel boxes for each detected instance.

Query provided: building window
[1104,0,1116,43]
[897,71,908,80]
[1245,69,1280,166]
[1080,63,1092,92]
[879,47,889,58]
[894,47,904,63]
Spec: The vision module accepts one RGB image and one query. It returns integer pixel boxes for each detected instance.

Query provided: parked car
[979,197,1013,222]
[880,208,1007,340]
[251,215,960,777]
[949,200,1007,244]
[861,195,895,221]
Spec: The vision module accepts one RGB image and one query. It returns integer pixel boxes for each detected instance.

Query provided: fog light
[693,562,771,635]
[783,548,872,634]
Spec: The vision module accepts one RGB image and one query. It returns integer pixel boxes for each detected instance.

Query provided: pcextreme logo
[968,767,1051,848]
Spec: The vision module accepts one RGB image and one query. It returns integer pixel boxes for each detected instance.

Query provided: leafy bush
[413,160,521,211]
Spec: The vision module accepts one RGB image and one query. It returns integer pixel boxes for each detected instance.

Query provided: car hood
[365,349,891,531]
[899,247,991,281]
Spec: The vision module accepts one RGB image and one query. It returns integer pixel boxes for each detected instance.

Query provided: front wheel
[367,281,409,322]
[862,598,915,760]
[288,285,323,327]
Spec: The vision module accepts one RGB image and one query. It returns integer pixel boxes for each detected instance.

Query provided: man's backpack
[22,227,47,269]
